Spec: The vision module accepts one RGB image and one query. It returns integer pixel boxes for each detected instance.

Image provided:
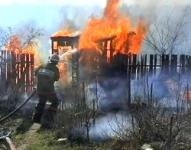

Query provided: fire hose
[0,89,37,124]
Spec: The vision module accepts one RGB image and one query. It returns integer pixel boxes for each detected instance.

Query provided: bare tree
[145,7,191,54]
[0,24,44,52]
[0,27,11,50]
[19,24,44,50]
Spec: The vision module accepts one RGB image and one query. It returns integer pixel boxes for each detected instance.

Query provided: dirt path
[17,123,41,150]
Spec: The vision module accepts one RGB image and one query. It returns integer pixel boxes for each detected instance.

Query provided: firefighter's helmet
[50,54,59,63]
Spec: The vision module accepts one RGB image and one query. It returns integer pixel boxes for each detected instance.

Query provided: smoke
[73,70,191,142]
[60,17,78,32]
[121,0,191,54]
[17,94,38,115]
[57,6,103,32]
[89,112,131,141]
[85,69,191,113]
[85,77,128,112]
[120,0,191,25]
[131,71,191,108]
[70,111,132,141]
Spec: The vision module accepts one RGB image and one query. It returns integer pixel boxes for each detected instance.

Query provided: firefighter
[33,54,60,126]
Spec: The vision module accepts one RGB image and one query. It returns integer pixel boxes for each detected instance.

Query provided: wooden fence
[111,54,191,106]
[0,50,34,92]
[112,54,191,79]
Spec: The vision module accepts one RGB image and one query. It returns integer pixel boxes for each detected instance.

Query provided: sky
[0,0,107,6]
[0,0,190,29]
[0,0,141,30]
[0,0,107,30]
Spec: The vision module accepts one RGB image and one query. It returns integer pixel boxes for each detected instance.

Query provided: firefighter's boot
[41,108,56,129]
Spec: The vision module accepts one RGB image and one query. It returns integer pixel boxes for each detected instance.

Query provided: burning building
[78,0,148,77]
[51,0,148,85]
[51,31,80,55]
[50,31,80,86]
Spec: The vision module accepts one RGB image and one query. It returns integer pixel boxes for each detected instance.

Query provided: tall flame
[79,0,148,55]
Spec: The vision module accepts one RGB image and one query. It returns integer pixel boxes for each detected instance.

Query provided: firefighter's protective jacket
[35,62,60,94]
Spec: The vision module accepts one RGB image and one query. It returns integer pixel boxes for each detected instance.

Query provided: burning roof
[51,31,81,38]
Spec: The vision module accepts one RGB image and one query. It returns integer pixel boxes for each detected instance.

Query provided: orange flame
[52,31,74,37]
[5,35,42,67]
[5,35,22,54]
[79,0,148,55]
[51,30,80,38]
[5,35,36,54]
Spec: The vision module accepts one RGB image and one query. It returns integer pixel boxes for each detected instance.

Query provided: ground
[2,110,191,149]
[0,118,115,150]
[14,126,114,150]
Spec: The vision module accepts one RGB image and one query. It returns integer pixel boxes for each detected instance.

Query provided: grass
[0,113,123,150]
[13,128,116,150]
[5,110,191,150]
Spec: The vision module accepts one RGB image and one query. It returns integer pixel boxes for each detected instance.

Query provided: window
[53,41,58,50]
